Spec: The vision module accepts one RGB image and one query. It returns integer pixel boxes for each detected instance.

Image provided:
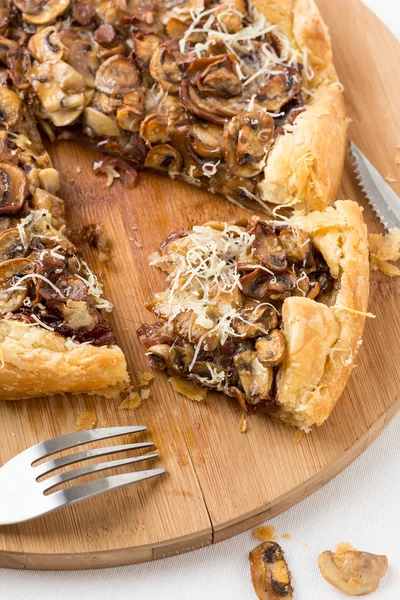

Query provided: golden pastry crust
[255,0,349,211]
[0,319,129,401]
[275,201,370,428]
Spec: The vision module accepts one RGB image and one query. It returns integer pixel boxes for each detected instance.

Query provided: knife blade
[349,141,400,231]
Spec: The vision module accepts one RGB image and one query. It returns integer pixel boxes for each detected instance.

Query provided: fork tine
[49,468,166,512]
[25,426,147,463]
[43,452,160,492]
[35,442,154,478]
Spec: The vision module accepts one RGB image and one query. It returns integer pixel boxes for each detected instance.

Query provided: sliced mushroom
[149,42,183,93]
[115,90,145,132]
[147,343,182,375]
[188,122,223,158]
[240,269,296,301]
[93,92,121,115]
[0,162,27,214]
[123,6,164,35]
[0,228,26,262]
[133,34,164,70]
[165,17,188,41]
[37,168,60,194]
[188,54,242,98]
[64,39,99,88]
[250,541,294,600]
[21,0,71,25]
[233,301,278,338]
[217,176,257,200]
[216,1,245,34]
[223,110,275,177]
[257,66,303,112]
[179,79,239,125]
[95,55,140,97]
[27,60,85,113]
[6,48,31,89]
[31,187,66,226]
[82,107,120,137]
[140,114,169,145]
[253,221,287,271]
[172,310,219,352]
[28,26,65,63]
[0,88,21,128]
[46,107,83,127]
[279,228,312,265]
[256,330,285,367]
[144,144,182,172]
[318,546,388,596]
[0,258,32,314]
[233,349,273,404]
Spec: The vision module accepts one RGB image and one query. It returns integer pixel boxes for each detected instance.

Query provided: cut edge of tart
[137,200,369,430]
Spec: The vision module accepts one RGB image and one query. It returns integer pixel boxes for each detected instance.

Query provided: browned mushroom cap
[318,546,389,596]
[0,228,26,262]
[279,228,312,265]
[149,41,183,93]
[144,144,182,172]
[179,79,239,125]
[234,349,273,404]
[240,268,296,301]
[233,301,278,337]
[95,55,140,97]
[28,26,65,64]
[6,48,31,89]
[0,88,21,128]
[188,123,223,159]
[147,343,182,375]
[250,541,294,600]
[64,39,99,88]
[133,34,164,70]
[256,330,285,367]
[253,221,287,271]
[216,176,257,201]
[257,66,303,112]
[0,163,27,214]
[115,91,145,132]
[140,114,169,145]
[223,111,275,177]
[0,257,33,314]
[18,0,71,25]
[187,54,242,98]
[169,126,203,177]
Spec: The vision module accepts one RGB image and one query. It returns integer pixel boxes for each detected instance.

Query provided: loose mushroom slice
[253,221,287,271]
[257,67,303,112]
[82,107,120,137]
[95,55,140,97]
[133,34,164,70]
[279,228,312,265]
[0,228,26,262]
[233,301,278,338]
[0,88,21,128]
[240,269,296,301]
[28,26,65,63]
[149,42,183,93]
[144,144,182,173]
[64,39,99,88]
[256,330,285,367]
[250,541,294,600]
[233,349,273,404]
[140,114,169,145]
[188,122,223,159]
[318,545,389,596]
[188,54,242,98]
[223,111,275,177]
[0,258,33,314]
[21,0,70,25]
[0,162,28,214]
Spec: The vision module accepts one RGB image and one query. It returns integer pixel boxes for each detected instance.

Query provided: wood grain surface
[0,0,399,570]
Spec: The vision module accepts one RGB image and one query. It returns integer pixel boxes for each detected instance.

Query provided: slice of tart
[138,201,369,430]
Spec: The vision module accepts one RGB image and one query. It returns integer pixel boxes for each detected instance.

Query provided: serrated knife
[349,141,400,231]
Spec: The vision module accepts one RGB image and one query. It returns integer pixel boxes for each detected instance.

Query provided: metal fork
[0,426,166,525]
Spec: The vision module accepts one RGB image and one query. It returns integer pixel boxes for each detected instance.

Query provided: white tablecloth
[1,2,399,598]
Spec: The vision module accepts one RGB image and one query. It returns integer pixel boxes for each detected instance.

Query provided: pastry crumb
[384,174,397,183]
[253,525,277,542]
[75,411,97,431]
[282,533,292,540]
[101,419,111,428]
[169,376,207,401]
[395,154,400,165]
[369,228,400,276]
[140,387,151,401]
[238,414,247,433]
[139,372,154,386]
[119,391,141,410]
[293,430,305,444]
[75,166,82,174]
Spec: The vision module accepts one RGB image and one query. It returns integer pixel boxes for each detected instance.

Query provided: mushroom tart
[0,0,347,213]
[0,121,129,401]
[137,201,369,430]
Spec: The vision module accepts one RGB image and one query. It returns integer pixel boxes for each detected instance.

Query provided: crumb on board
[75,166,82,174]
[75,411,97,431]
[119,391,141,410]
[395,154,400,165]
[384,174,398,183]
[293,429,305,444]
[238,414,247,433]
[282,533,292,540]
[169,376,207,401]
[101,420,111,428]
[253,525,277,542]
[369,228,400,276]
[140,388,150,401]
[139,372,154,387]
[129,236,142,248]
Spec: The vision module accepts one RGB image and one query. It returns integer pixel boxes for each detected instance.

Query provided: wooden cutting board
[0,0,399,570]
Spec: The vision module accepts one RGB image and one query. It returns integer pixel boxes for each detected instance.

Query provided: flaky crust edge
[0,319,129,401]
[253,0,349,212]
[274,200,370,429]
